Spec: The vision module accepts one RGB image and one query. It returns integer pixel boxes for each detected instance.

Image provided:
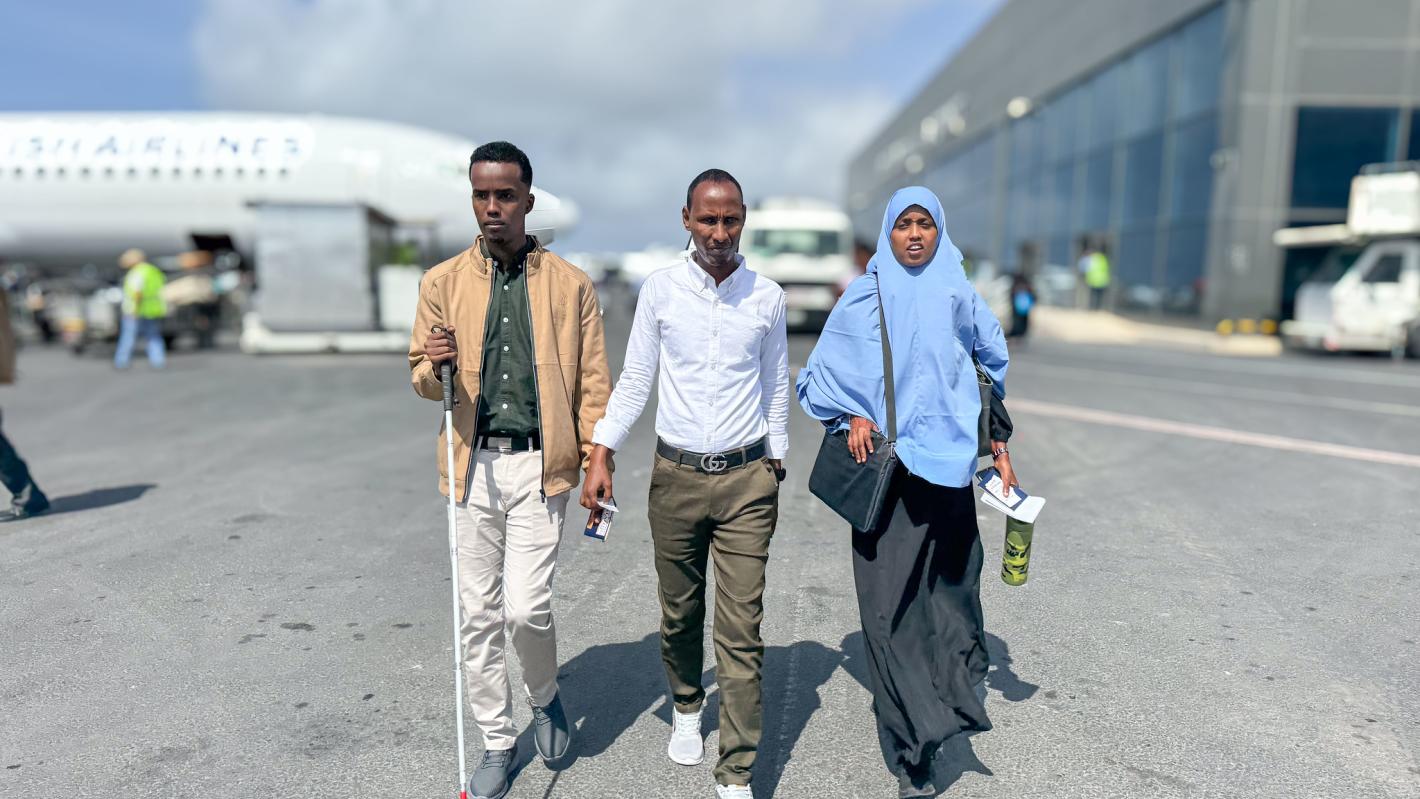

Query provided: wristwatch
[992,446,1009,459]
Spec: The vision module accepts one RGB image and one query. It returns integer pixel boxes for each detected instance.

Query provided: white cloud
[192,0,990,250]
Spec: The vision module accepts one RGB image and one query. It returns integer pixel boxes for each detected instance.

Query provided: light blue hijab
[796,186,1008,488]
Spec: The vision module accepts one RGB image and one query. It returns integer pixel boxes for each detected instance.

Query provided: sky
[2,0,1003,251]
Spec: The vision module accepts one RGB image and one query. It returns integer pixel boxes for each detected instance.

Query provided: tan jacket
[409,238,612,500]
[0,290,15,385]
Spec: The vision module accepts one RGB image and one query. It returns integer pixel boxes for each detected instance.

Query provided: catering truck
[1276,162,1420,358]
[742,197,856,331]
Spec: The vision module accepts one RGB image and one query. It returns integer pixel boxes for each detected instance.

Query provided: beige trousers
[457,449,569,750]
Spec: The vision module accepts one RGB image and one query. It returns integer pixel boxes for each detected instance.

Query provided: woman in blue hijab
[797,187,1017,796]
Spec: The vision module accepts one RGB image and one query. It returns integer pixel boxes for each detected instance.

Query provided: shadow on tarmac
[539,627,1037,798]
[42,484,156,516]
[498,633,684,784]
[759,631,1036,797]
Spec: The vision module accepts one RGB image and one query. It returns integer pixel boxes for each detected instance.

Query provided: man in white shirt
[580,169,789,799]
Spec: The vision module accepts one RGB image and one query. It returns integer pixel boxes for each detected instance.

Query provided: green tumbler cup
[1001,516,1035,586]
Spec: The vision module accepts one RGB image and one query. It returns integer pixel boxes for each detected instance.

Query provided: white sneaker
[667,708,704,766]
[715,785,753,799]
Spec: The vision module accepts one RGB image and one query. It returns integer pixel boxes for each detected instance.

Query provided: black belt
[656,438,767,474]
[479,433,540,452]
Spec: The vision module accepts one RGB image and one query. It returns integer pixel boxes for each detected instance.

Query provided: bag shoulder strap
[874,280,897,441]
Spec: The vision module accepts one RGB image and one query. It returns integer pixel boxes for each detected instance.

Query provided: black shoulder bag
[808,285,900,531]
[976,361,1001,458]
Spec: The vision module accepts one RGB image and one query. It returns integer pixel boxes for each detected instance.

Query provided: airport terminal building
[847,0,1420,320]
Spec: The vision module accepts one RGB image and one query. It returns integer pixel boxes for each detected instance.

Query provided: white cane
[433,325,469,799]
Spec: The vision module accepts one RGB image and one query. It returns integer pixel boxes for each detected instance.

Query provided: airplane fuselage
[0,113,575,272]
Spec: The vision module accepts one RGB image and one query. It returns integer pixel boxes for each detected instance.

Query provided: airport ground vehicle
[1277,163,1420,357]
[742,198,856,331]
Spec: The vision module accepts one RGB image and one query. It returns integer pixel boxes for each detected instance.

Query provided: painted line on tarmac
[1011,397,1420,469]
[1023,362,1420,418]
[1028,344,1420,389]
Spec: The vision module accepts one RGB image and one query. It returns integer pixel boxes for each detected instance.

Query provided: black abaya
[851,467,991,775]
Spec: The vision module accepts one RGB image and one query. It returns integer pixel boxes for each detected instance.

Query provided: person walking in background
[409,141,612,799]
[580,169,789,799]
[25,284,57,345]
[114,249,167,369]
[836,238,874,299]
[797,187,1017,798]
[1075,237,1091,307]
[0,288,50,521]
[1008,272,1036,340]
[1083,240,1111,311]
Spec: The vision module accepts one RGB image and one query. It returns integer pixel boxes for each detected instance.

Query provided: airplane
[0,112,578,273]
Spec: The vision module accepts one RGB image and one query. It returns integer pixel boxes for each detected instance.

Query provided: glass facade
[1409,109,1420,160]
[1282,106,1406,315]
[924,131,998,261]
[910,4,1226,314]
[857,0,1420,322]
[1291,107,1400,210]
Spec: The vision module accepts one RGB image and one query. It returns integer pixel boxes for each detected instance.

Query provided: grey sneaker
[468,745,516,799]
[529,692,571,762]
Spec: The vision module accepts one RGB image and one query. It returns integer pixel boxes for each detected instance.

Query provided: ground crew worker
[114,249,167,369]
[1085,243,1111,311]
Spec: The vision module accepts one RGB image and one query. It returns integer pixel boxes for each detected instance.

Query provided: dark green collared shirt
[478,239,539,438]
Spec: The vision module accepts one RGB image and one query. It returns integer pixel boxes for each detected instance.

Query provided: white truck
[1277,163,1420,358]
[742,197,856,331]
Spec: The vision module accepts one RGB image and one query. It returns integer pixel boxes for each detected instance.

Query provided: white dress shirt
[593,250,790,459]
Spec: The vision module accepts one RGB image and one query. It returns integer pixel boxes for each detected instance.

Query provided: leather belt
[656,438,767,474]
[479,434,540,452]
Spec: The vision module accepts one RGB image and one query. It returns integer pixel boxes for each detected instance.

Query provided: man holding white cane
[409,141,612,799]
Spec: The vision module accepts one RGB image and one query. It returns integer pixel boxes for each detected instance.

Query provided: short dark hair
[469,141,532,187]
[685,168,743,209]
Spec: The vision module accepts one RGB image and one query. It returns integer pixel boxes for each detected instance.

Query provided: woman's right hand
[847,416,878,464]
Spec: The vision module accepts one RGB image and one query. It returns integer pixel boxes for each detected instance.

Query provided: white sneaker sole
[668,744,704,766]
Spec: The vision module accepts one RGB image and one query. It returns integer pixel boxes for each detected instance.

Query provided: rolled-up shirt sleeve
[591,279,659,452]
[759,290,790,459]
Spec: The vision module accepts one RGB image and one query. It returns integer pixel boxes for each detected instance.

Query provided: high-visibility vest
[1085,252,1111,289]
[123,262,168,319]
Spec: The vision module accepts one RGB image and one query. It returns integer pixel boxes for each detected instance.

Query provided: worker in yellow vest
[115,249,167,370]
[1080,242,1111,311]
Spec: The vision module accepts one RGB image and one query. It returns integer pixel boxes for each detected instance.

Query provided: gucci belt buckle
[699,452,729,473]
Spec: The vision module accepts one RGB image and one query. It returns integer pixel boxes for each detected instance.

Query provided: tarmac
[2,301,1418,798]
[1030,306,1284,357]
